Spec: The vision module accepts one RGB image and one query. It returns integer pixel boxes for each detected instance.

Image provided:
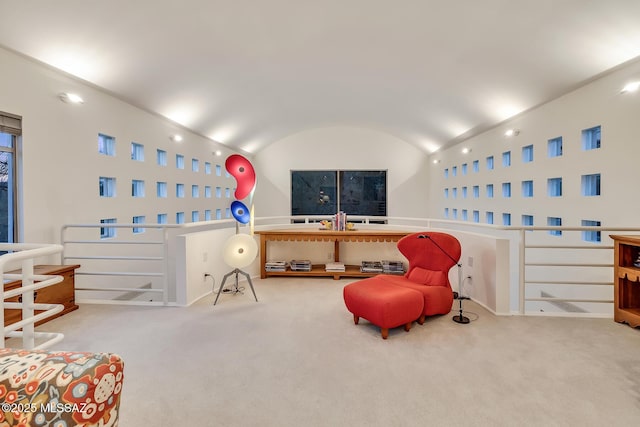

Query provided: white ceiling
[2,0,640,154]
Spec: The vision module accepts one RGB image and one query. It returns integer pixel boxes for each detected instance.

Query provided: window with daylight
[462,187,468,198]
[99,177,116,197]
[547,177,562,197]
[100,218,116,239]
[225,207,231,218]
[157,182,167,198]
[444,168,449,179]
[522,180,533,197]
[581,174,601,196]
[216,164,222,176]
[176,212,185,224]
[444,188,449,199]
[502,182,511,198]
[547,217,562,236]
[176,183,185,198]
[205,186,212,198]
[582,219,601,243]
[502,151,511,167]
[0,118,20,243]
[444,208,449,219]
[462,209,468,221]
[452,166,457,177]
[548,137,562,157]
[473,160,479,173]
[452,209,458,220]
[157,213,167,224]
[462,163,468,175]
[192,185,199,198]
[486,184,494,198]
[204,210,212,221]
[157,149,167,166]
[486,212,494,224]
[205,162,212,174]
[192,211,199,222]
[131,142,144,161]
[473,185,479,198]
[502,213,511,226]
[216,209,222,220]
[452,187,458,199]
[216,187,222,198]
[522,215,533,227]
[133,216,145,233]
[176,154,184,169]
[522,145,533,163]
[132,180,145,197]
[582,126,601,150]
[192,159,199,172]
[473,210,479,223]
[486,156,494,170]
[98,133,115,156]
[225,188,231,198]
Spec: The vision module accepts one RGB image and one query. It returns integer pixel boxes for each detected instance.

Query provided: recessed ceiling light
[170,134,183,142]
[58,92,84,104]
[504,129,520,137]
[621,81,640,93]
[214,150,222,156]
[432,159,440,164]
[461,147,471,154]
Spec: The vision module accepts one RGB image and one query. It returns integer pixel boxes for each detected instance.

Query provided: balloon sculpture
[214,154,259,305]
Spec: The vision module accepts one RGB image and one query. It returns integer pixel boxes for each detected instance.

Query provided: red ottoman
[343,278,424,339]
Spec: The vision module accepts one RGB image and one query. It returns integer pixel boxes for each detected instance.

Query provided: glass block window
[192,211,199,222]
[216,209,222,220]
[157,182,167,198]
[547,217,562,236]
[225,188,231,198]
[486,212,494,224]
[157,213,167,224]
[192,185,199,198]
[99,177,116,197]
[548,137,562,157]
[473,210,480,223]
[176,183,185,198]
[547,177,562,197]
[444,168,449,179]
[502,213,511,226]
[452,166,457,177]
[462,187,468,198]
[502,151,511,167]
[581,174,601,196]
[582,220,601,242]
[132,180,145,197]
[204,210,212,221]
[444,188,449,198]
[205,162,212,174]
[462,209,468,221]
[473,185,479,198]
[473,160,479,173]
[452,208,458,220]
[522,215,533,226]
[176,154,185,169]
[176,212,185,224]
[216,164,222,176]
[216,187,222,198]
[462,163,468,175]
[522,180,533,197]
[582,126,601,150]
[225,207,231,218]
[100,218,116,239]
[131,142,144,161]
[486,184,494,198]
[444,208,449,218]
[522,145,533,163]
[502,182,511,198]
[98,133,115,156]
[192,158,199,172]
[157,149,167,166]
[132,215,145,233]
[205,186,212,198]
[486,156,494,170]
[452,188,458,199]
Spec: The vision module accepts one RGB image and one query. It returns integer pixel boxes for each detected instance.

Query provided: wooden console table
[255,229,410,279]
[611,235,640,328]
[3,264,80,327]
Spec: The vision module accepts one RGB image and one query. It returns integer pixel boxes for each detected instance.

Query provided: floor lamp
[418,234,469,324]
[214,233,258,305]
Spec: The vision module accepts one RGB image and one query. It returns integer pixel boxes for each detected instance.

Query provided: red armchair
[376,231,461,316]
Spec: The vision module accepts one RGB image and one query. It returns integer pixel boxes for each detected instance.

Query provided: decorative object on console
[214,154,258,305]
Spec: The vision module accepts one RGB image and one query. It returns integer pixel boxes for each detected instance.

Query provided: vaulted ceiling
[2,0,640,154]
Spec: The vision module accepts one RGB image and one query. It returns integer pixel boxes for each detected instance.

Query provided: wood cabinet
[255,229,410,280]
[3,264,80,327]
[611,235,640,328]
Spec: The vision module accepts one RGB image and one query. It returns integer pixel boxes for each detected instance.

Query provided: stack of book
[290,260,312,271]
[265,261,288,272]
[382,260,405,275]
[360,261,383,273]
[325,262,345,272]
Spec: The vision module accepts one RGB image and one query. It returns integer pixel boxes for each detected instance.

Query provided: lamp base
[452,314,470,324]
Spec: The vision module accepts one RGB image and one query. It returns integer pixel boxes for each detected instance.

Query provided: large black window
[291,170,387,217]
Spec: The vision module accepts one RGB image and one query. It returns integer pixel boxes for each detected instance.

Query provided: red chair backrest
[397,232,461,287]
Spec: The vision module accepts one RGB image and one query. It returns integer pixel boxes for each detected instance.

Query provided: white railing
[1,243,65,350]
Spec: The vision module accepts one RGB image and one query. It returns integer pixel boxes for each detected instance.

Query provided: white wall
[252,126,430,219]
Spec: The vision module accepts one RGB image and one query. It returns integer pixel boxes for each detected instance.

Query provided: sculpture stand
[213,268,258,306]
[452,263,470,324]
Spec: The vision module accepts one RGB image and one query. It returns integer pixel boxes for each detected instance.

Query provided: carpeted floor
[25,277,640,426]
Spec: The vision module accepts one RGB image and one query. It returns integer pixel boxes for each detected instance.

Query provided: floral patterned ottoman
[0,348,124,427]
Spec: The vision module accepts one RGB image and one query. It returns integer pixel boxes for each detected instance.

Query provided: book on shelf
[325,262,345,272]
[382,260,405,274]
[290,260,312,271]
[360,261,383,273]
[265,261,288,272]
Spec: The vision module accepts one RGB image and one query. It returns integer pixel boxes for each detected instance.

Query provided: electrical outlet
[328,252,333,260]
[203,252,208,262]
[467,256,473,267]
